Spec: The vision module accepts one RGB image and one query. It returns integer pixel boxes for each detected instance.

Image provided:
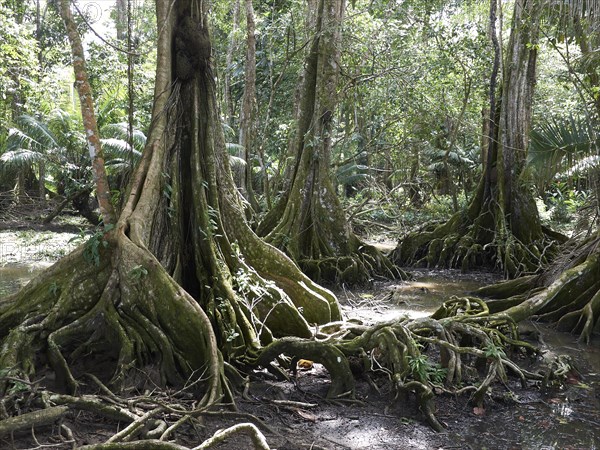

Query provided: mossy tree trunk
[257,0,403,285]
[391,0,555,278]
[0,0,341,401]
[238,0,259,211]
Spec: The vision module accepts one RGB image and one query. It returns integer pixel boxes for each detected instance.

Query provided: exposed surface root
[474,236,600,343]
[1,284,571,441]
[390,192,559,278]
[253,302,560,431]
[0,375,273,450]
[299,241,408,286]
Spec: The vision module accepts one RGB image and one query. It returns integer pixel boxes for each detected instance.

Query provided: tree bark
[391,0,553,278]
[257,0,403,284]
[239,0,259,210]
[58,0,116,225]
[497,0,540,234]
[115,0,128,40]
[223,0,241,125]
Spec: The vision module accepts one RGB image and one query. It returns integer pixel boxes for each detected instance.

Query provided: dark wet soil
[2,263,600,449]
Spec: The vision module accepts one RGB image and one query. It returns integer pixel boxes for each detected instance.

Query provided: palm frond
[101,138,142,162]
[222,122,236,140]
[101,122,147,151]
[96,87,127,128]
[336,163,371,185]
[49,109,81,134]
[528,115,597,186]
[5,128,45,153]
[9,115,60,151]
[0,149,45,172]
[226,142,245,156]
[427,161,445,172]
[105,159,134,173]
[424,147,474,167]
[229,155,247,169]
[529,115,595,163]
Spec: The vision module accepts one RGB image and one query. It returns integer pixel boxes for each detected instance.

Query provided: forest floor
[1,218,600,449]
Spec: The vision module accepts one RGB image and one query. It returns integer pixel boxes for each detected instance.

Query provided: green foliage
[336,161,371,191]
[1,109,145,197]
[546,181,589,224]
[0,4,38,108]
[48,281,60,297]
[129,265,148,280]
[233,266,276,299]
[483,342,506,360]
[407,354,447,385]
[528,114,597,194]
[78,224,114,266]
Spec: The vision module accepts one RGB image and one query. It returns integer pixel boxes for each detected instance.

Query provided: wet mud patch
[0,230,84,266]
[337,268,501,322]
[0,230,86,297]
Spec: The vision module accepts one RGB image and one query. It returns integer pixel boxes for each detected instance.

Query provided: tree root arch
[254,308,556,432]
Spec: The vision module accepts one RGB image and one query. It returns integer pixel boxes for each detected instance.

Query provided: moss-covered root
[470,252,600,343]
[299,242,408,286]
[390,206,557,278]
[399,381,444,432]
[0,236,225,404]
[475,275,539,299]
[555,288,600,344]
[256,337,355,399]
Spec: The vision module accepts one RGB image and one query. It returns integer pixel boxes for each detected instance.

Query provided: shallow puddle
[338,268,600,449]
[0,263,47,297]
[0,229,80,299]
[340,268,500,321]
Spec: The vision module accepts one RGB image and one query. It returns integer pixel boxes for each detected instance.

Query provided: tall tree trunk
[257,0,403,284]
[58,0,116,225]
[497,0,540,238]
[115,0,128,40]
[223,0,241,125]
[391,0,554,278]
[239,0,259,210]
[35,0,46,203]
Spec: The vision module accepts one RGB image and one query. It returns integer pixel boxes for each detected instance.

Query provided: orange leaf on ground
[297,359,314,370]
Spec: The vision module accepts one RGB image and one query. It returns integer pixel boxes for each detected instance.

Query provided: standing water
[338,268,600,449]
[0,264,46,297]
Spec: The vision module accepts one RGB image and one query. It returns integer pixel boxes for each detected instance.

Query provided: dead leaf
[473,406,485,416]
[538,419,552,429]
[296,410,317,422]
[297,359,313,370]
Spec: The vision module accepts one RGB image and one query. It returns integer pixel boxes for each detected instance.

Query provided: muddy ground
[1,224,600,449]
